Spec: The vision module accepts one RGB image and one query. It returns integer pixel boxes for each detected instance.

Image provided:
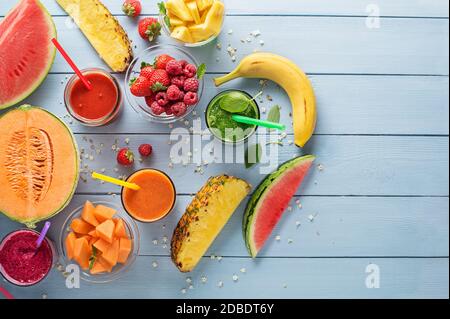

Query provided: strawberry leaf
[197,63,207,79]
[141,62,152,69]
[151,82,167,93]
[129,77,137,86]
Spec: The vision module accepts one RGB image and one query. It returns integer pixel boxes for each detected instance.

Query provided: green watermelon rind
[0,0,57,110]
[243,155,316,257]
[0,105,79,229]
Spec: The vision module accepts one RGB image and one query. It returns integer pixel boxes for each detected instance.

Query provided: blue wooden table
[0,0,448,299]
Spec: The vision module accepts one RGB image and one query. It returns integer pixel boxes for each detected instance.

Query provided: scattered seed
[186,277,192,284]
[240,268,246,273]
[317,164,324,171]
[218,281,224,288]
[232,274,239,282]
[275,235,281,241]
[201,276,208,284]
[181,288,187,294]
[152,261,158,268]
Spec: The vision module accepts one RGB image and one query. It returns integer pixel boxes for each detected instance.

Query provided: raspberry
[183,64,197,78]
[145,94,154,107]
[179,60,188,69]
[138,144,153,157]
[178,92,185,102]
[167,85,183,101]
[166,60,183,76]
[171,75,186,89]
[150,101,165,115]
[171,102,187,117]
[164,104,174,116]
[155,92,169,106]
[184,92,198,106]
[184,78,199,92]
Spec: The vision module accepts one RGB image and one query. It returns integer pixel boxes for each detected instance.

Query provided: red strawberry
[122,0,142,17]
[138,144,153,157]
[140,65,155,80]
[138,17,161,42]
[130,76,151,97]
[117,148,134,166]
[154,54,175,70]
[149,69,170,93]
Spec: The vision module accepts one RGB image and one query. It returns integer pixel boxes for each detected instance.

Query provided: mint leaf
[89,247,98,270]
[164,15,171,28]
[267,105,281,123]
[197,63,207,79]
[245,143,262,169]
[220,91,250,113]
[158,2,166,15]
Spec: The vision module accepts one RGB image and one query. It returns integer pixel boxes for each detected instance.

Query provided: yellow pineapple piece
[196,0,213,12]
[188,24,215,43]
[200,8,208,22]
[170,17,185,27]
[204,0,225,34]
[166,0,193,22]
[171,175,251,272]
[186,1,201,24]
[171,26,194,43]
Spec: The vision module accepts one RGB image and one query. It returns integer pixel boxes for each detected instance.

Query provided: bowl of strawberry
[125,45,205,123]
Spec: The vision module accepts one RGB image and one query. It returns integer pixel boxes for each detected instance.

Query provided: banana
[214,53,316,148]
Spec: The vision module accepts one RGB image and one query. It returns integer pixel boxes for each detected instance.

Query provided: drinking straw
[0,286,14,300]
[92,172,141,191]
[36,221,51,249]
[51,38,92,90]
[231,115,286,131]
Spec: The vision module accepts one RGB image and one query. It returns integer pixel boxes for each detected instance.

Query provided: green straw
[231,115,286,131]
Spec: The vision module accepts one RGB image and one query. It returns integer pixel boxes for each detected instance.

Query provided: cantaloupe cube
[65,232,77,260]
[102,240,119,267]
[94,205,116,223]
[88,237,97,247]
[96,219,115,244]
[118,238,132,264]
[114,218,128,238]
[81,201,99,226]
[73,238,92,270]
[88,229,97,237]
[71,218,94,235]
[97,256,113,273]
[93,238,111,253]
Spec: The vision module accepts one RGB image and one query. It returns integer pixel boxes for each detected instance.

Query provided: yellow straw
[91,172,141,191]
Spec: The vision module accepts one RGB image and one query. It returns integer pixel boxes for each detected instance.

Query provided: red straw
[0,286,14,299]
[51,38,92,90]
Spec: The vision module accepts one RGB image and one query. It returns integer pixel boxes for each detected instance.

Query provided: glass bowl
[58,201,140,284]
[124,44,204,124]
[158,11,225,48]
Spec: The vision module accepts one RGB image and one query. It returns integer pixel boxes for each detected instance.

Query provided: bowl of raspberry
[124,44,205,123]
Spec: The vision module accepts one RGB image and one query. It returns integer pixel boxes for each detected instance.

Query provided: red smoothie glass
[0,229,56,287]
[64,68,122,126]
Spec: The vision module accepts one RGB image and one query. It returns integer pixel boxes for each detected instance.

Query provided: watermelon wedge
[243,155,315,257]
[0,0,56,109]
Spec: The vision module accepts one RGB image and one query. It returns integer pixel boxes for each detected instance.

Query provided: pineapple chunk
[171,26,194,43]
[204,0,225,34]
[170,17,185,27]
[186,1,201,24]
[171,175,251,272]
[166,0,193,22]
[200,8,208,23]
[55,0,132,72]
[196,0,213,12]
[188,24,215,43]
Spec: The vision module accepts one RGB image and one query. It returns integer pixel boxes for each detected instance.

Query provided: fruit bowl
[58,201,140,284]
[124,45,204,124]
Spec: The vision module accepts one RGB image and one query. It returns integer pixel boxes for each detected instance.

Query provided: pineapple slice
[56,0,132,72]
[166,0,193,22]
[204,0,225,34]
[186,1,201,24]
[188,24,215,43]
[171,175,251,272]
[171,26,194,43]
[170,17,185,27]
[200,8,209,23]
[196,0,213,12]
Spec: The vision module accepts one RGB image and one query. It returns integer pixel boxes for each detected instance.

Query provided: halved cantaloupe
[102,240,119,267]
[96,220,115,244]
[81,200,99,226]
[65,232,77,260]
[94,205,116,223]
[118,238,132,264]
[114,218,128,238]
[73,237,92,270]
[93,238,111,254]
[71,218,94,235]
[0,105,79,228]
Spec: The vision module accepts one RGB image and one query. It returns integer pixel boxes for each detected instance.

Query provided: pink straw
[0,286,14,299]
[36,221,51,249]
[51,38,92,90]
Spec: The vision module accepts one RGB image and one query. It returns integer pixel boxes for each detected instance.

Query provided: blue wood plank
[2,257,448,299]
[10,74,449,135]
[1,195,448,257]
[4,16,446,75]
[1,0,449,17]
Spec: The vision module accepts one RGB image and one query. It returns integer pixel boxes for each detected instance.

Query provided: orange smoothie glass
[121,169,176,223]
